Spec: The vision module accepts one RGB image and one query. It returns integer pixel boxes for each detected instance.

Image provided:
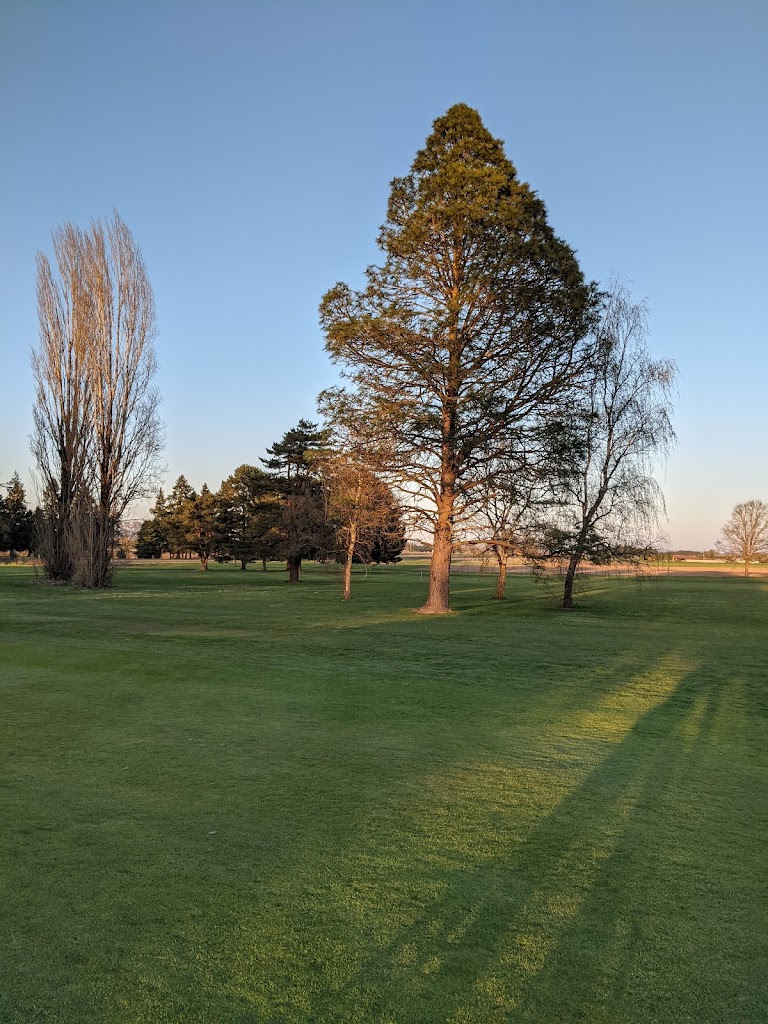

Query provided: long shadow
[293,664,763,1023]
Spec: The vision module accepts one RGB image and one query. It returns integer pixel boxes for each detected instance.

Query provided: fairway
[1,563,766,1023]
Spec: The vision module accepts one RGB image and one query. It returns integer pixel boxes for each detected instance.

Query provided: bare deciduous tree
[544,279,676,608]
[717,500,768,576]
[32,224,93,580]
[318,394,404,600]
[31,213,162,587]
[464,470,541,600]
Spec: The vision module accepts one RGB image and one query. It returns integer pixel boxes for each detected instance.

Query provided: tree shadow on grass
[294,664,765,1024]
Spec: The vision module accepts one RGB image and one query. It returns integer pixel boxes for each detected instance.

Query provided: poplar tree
[321,104,596,613]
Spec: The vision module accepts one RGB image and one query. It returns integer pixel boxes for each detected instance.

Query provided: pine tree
[263,420,331,582]
[4,473,33,555]
[162,477,196,558]
[217,465,274,570]
[182,484,220,570]
[321,104,596,612]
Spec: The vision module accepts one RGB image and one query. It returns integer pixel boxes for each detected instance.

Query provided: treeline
[136,420,405,596]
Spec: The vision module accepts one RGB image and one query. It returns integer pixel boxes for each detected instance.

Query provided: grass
[0,561,766,1023]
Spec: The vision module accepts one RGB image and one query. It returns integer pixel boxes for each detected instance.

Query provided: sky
[1,0,765,550]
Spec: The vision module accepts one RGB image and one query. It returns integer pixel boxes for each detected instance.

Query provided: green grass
[1,562,766,1023]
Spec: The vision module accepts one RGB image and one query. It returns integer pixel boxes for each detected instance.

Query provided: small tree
[717,500,768,576]
[317,396,404,598]
[321,456,404,600]
[466,469,540,600]
[543,280,676,608]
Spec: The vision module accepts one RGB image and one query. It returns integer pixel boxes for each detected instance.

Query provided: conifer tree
[217,465,274,570]
[321,104,596,613]
[4,473,33,555]
[263,420,331,582]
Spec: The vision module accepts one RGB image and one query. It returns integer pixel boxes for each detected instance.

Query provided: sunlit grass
[0,563,766,1022]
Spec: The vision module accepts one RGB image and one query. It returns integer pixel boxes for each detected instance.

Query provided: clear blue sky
[1,0,765,549]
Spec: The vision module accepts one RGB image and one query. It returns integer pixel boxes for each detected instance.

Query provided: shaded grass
[0,562,766,1022]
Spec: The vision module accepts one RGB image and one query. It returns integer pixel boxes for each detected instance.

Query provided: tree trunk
[240,559,247,571]
[200,554,208,570]
[343,524,357,601]
[287,555,301,583]
[419,495,454,614]
[494,548,507,600]
[261,556,267,572]
[563,553,580,608]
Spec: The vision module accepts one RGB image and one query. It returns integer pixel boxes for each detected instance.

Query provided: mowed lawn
[0,563,766,1024]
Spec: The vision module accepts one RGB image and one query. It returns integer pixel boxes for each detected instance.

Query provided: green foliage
[182,484,220,570]
[264,420,334,577]
[216,464,277,569]
[135,517,166,558]
[321,104,597,611]
[1,472,33,554]
[0,565,765,1022]
[156,477,196,558]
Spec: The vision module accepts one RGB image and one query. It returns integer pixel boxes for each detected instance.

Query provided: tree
[160,477,196,558]
[182,484,220,570]
[217,465,275,570]
[3,473,33,556]
[31,225,92,580]
[317,396,404,598]
[321,456,405,600]
[542,280,676,608]
[0,488,9,552]
[321,104,596,613]
[717,500,768,576]
[135,517,166,558]
[466,468,540,600]
[31,212,162,587]
[263,420,331,582]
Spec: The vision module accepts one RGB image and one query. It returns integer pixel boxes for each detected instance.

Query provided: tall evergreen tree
[321,104,596,613]
[217,465,274,570]
[161,476,196,558]
[263,420,331,582]
[182,484,220,570]
[4,473,33,555]
[0,487,10,552]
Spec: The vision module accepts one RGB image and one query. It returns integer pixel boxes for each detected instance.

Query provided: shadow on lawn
[293,664,756,1024]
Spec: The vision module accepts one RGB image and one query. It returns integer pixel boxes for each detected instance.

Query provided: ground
[0,562,765,1023]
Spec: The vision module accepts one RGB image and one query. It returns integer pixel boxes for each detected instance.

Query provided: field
[1,562,766,1023]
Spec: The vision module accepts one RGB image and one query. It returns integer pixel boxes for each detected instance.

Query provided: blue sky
[1,0,765,549]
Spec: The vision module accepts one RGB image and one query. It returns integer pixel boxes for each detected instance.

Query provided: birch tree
[543,281,676,608]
